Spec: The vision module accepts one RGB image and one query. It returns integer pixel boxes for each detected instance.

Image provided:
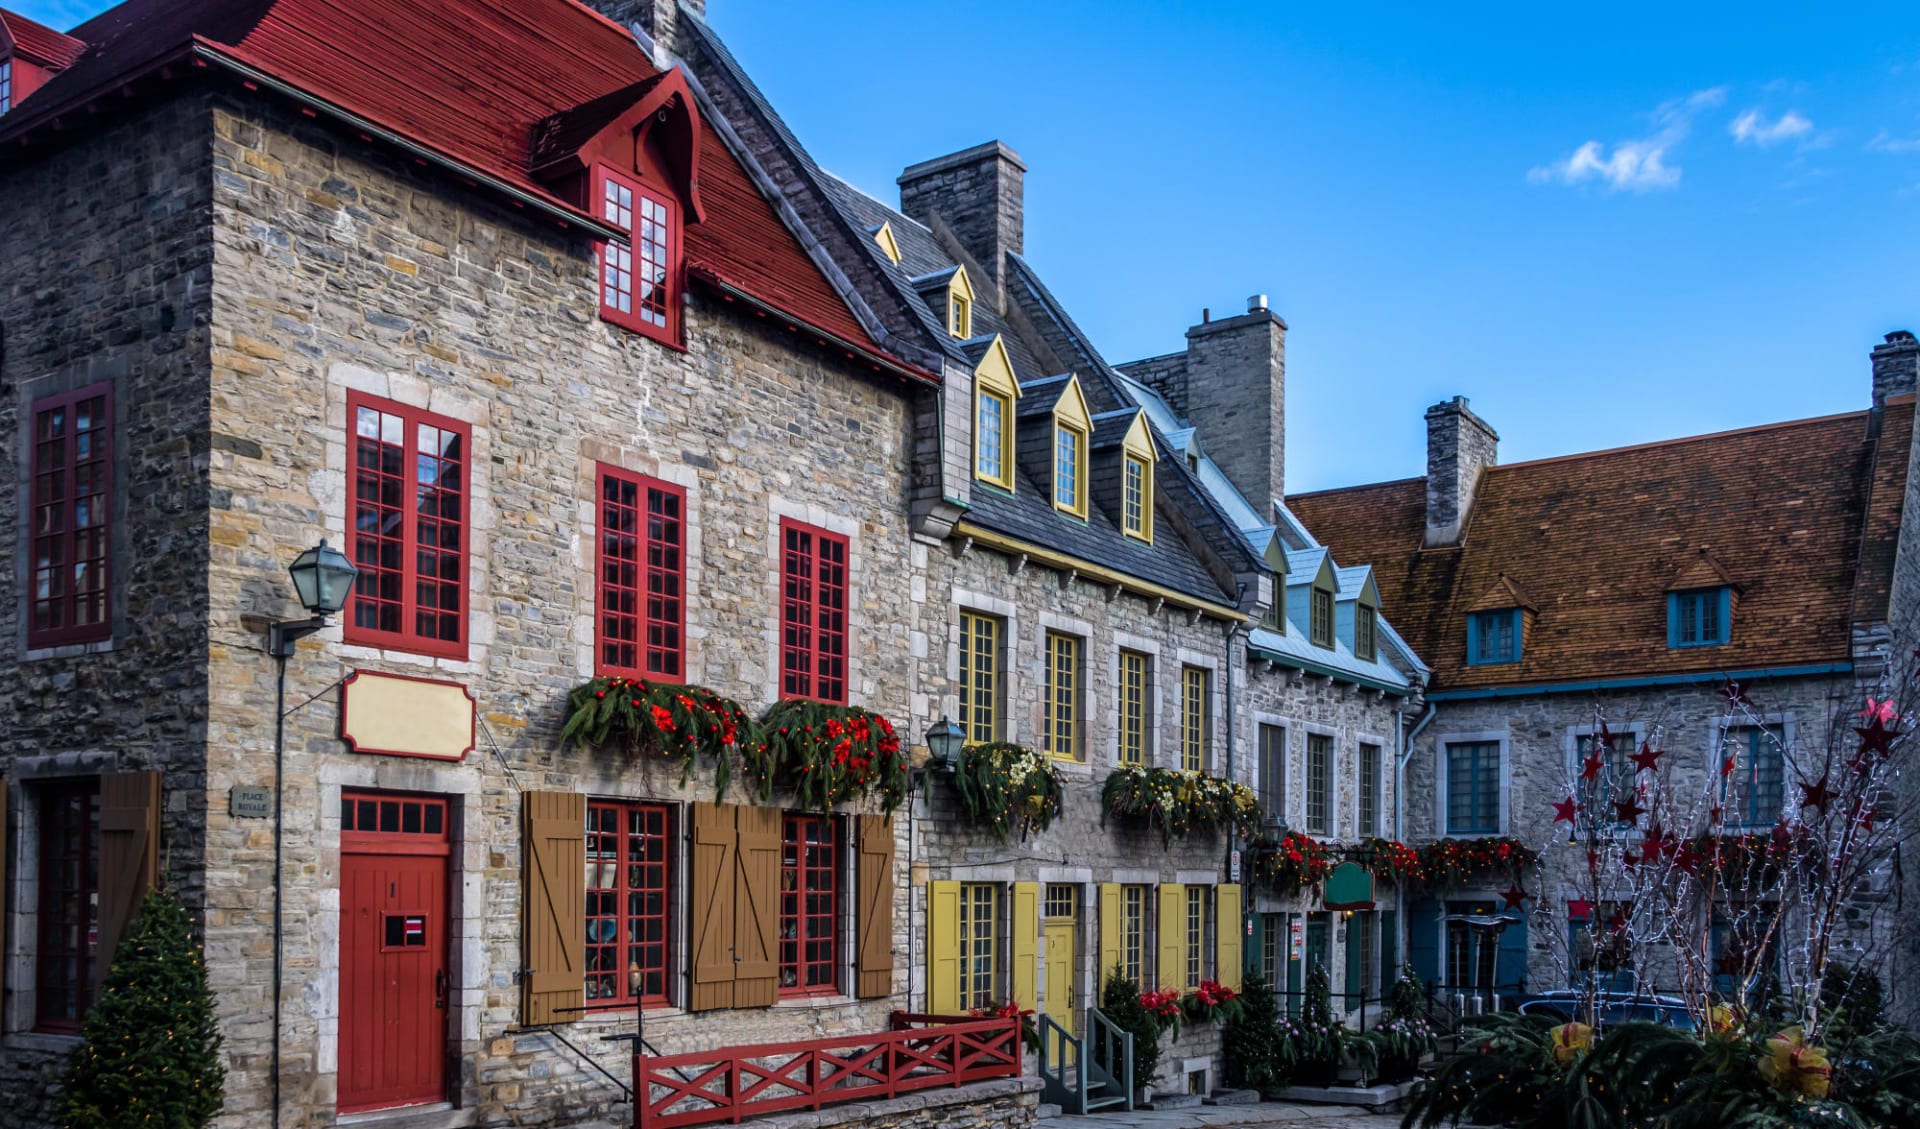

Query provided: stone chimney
[589,0,707,55]
[1873,330,1919,410]
[1424,396,1499,547]
[1184,296,1287,506]
[897,141,1025,291]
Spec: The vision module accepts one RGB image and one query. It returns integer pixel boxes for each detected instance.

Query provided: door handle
[435,968,449,1009]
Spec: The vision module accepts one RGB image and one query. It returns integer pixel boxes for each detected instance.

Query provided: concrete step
[1147,1092,1205,1110]
[1205,1088,1262,1106]
[1036,1103,1063,1118]
[1086,1094,1130,1112]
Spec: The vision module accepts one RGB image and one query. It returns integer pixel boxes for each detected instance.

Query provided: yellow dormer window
[1050,375,1092,518]
[972,335,1019,491]
[1119,412,1155,543]
[946,265,976,339]
[873,221,901,265]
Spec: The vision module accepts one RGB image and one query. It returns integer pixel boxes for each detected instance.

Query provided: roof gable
[1666,548,1738,593]
[528,69,705,223]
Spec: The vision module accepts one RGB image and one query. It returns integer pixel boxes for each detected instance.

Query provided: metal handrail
[1086,1007,1134,1112]
[1037,1013,1084,1113]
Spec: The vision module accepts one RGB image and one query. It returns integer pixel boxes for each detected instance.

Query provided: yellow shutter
[1011,882,1039,1010]
[1097,883,1121,990]
[928,880,961,1015]
[1216,884,1243,992]
[1156,883,1185,992]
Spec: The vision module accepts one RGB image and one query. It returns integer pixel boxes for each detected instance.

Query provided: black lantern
[925,715,965,769]
[287,538,358,616]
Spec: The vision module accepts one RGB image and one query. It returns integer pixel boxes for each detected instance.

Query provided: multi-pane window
[596,468,684,679]
[1258,724,1286,825]
[1355,605,1378,663]
[598,169,676,339]
[1122,454,1151,540]
[1469,610,1519,664]
[1043,631,1082,760]
[975,391,1010,486]
[1356,910,1377,1003]
[1359,742,1381,837]
[1,59,12,114]
[1307,733,1332,835]
[1180,666,1209,773]
[1723,724,1787,829]
[37,780,100,1031]
[958,883,998,1010]
[1258,913,1283,988]
[780,520,848,703]
[1576,731,1638,830]
[1122,886,1148,985]
[1672,588,1729,647]
[958,611,1002,745]
[1261,585,1285,630]
[1053,424,1084,513]
[1446,741,1502,834]
[950,293,972,338]
[779,815,840,996]
[585,802,671,1006]
[1185,887,1207,989]
[29,385,113,647]
[1310,586,1334,648]
[346,394,468,656]
[1118,650,1150,766]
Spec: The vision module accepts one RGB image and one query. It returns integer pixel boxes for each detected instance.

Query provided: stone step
[1147,1092,1205,1110]
[1036,1103,1063,1119]
[1205,1088,1261,1106]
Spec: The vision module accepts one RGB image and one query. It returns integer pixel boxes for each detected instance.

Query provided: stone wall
[0,92,216,1129]
[197,95,935,1128]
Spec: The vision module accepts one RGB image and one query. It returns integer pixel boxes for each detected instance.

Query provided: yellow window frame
[1185,886,1205,990]
[958,883,998,1010]
[1119,650,1149,766]
[1044,630,1082,761]
[1120,413,1155,542]
[959,611,1001,745]
[1181,666,1208,773]
[1123,885,1147,985]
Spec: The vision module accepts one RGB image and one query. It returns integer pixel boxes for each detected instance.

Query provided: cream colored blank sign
[339,670,476,761]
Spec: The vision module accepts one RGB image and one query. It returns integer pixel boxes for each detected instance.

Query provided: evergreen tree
[1222,975,1287,1093]
[61,886,225,1129]
[1098,969,1163,1089]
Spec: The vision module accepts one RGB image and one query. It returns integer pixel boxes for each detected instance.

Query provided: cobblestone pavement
[1040,1103,1409,1129]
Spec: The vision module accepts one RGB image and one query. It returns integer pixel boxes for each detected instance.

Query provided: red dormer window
[2,59,13,114]
[596,166,680,346]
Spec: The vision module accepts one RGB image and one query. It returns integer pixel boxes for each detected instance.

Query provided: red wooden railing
[633,1013,1022,1129]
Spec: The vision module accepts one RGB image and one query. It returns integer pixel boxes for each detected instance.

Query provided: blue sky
[16,1,1920,491]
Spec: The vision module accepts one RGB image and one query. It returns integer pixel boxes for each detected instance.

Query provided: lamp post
[924,715,965,772]
[266,539,356,1129]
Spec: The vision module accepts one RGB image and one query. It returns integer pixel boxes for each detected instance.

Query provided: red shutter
[688,803,737,1012]
[96,772,160,983]
[778,519,848,704]
[732,805,781,1007]
[522,791,586,1025]
[594,466,685,680]
[27,383,113,648]
[855,814,895,999]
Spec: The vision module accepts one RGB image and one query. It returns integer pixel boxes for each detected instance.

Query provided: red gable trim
[1,9,86,68]
[530,68,705,225]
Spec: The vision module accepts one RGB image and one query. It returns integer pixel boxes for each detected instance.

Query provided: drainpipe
[1396,698,1436,978]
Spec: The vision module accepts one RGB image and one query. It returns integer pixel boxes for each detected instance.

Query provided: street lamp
[266,539,356,1129]
[924,715,965,770]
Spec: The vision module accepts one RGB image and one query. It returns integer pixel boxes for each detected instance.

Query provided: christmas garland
[948,743,1067,840]
[1100,766,1262,845]
[1350,837,1423,886]
[747,700,909,815]
[1413,836,1538,891]
[1181,978,1244,1025]
[1251,831,1336,895]
[559,677,750,799]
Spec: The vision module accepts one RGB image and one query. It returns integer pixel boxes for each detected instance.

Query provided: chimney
[1424,396,1499,546]
[897,141,1025,291]
[589,0,707,55]
[1873,330,1919,410]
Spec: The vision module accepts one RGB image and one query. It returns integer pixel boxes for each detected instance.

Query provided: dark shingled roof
[1289,401,1911,691]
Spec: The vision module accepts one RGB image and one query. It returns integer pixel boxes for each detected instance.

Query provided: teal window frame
[1466,609,1521,665]
[1445,741,1501,835]
[1355,604,1378,663]
[1668,587,1731,648]
[1722,724,1786,829]
[1309,586,1334,649]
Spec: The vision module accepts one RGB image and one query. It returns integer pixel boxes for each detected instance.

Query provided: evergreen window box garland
[561,676,750,798]
[948,742,1066,839]
[1100,765,1262,845]
[747,699,908,816]
[1251,831,1335,895]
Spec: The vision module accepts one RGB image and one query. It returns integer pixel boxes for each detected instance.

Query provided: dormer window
[1,59,12,115]
[873,221,902,265]
[1355,603,1378,663]
[1468,609,1521,664]
[950,292,972,338]
[1122,454,1151,540]
[1669,587,1730,647]
[971,336,1019,491]
[1054,423,1085,513]
[1309,585,1334,648]
[596,167,680,344]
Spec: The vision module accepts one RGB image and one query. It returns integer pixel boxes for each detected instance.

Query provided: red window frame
[28,383,113,648]
[36,779,101,1032]
[779,519,849,704]
[585,800,674,1009]
[779,813,841,997]
[595,166,681,346]
[595,466,686,680]
[344,392,470,659]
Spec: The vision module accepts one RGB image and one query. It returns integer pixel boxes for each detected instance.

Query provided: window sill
[772,993,855,1008]
[22,637,117,662]
[579,1001,679,1019]
[7,1031,84,1053]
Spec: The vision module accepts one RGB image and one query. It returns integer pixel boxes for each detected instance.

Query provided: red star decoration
[1500,884,1528,910]
[1854,717,1899,758]
[1629,741,1664,774]
[1708,804,1724,825]
[1720,755,1738,778]
[1620,847,1639,869]
[1580,754,1605,782]
[1568,898,1594,920]
[1723,679,1753,708]
[1597,722,1616,749]
[1552,796,1581,824]
[1799,774,1837,815]
[1613,794,1645,825]
[1641,823,1673,860]
[1859,698,1898,724]
[1673,843,1699,875]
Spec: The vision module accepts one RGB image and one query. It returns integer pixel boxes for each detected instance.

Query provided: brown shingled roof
[1289,403,1910,691]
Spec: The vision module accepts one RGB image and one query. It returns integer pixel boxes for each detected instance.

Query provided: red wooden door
[340,794,451,1113]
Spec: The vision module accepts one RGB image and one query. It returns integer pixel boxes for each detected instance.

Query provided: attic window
[1122,454,1152,541]
[972,337,1019,491]
[1669,587,1730,648]
[950,293,972,338]
[1468,609,1521,665]
[1,59,12,115]
[1309,585,1334,649]
[1356,604,1378,663]
[873,221,902,265]
[596,167,679,344]
[1054,423,1086,515]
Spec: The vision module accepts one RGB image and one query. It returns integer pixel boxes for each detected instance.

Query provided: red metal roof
[5,0,908,375]
[0,8,86,67]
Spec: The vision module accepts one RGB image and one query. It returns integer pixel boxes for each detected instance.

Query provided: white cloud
[1529,87,1726,193]
[1867,131,1920,155]
[1730,108,1813,146]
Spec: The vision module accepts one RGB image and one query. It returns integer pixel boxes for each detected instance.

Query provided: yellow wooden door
[1043,920,1077,1038]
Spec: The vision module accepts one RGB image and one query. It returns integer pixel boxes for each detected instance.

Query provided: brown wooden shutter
[97,772,161,983]
[688,802,738,1011]
[521,790,586,1025]
[732,805,781,1007]
[854,814,895,999]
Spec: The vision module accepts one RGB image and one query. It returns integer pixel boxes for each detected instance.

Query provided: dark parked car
[1513,989,1696,1030]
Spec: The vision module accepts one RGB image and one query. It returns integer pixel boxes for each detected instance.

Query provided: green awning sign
[1322,861,1375,911]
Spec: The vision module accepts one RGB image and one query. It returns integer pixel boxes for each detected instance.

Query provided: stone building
[1290,337,1920,1008]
